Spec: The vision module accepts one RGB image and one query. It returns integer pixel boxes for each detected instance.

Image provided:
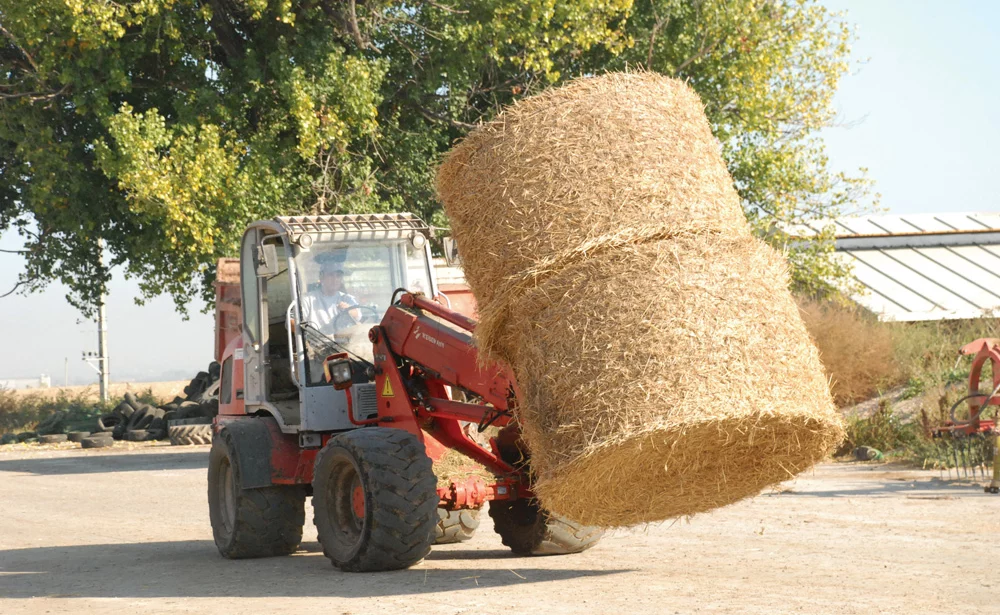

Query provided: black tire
[97,413,122,432]
[123,392,140,411]
[114,400,136,418]
[81,436,114,449]
[67,432,91,442]
[125,429,150,442]
[434,508,481,544]
[185,371,211,399]
[15,432,36,442]
[124,407,149,431]
[198,399,220,418]
[195,379,221,404]
[488,498,603,556]
[313,428,438,572]
[208,428,306,559]
[39,434,68,444]
[169,423,212,446]
[147,414,167,433]
[169,417,212,427]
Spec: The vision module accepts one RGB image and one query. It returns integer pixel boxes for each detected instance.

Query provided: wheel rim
[322,452,367,557]
[219,459,236,537]
[350,478,366,519]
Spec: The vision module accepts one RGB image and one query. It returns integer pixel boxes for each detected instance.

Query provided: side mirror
[442,236,461,267]
[255,244,278,277]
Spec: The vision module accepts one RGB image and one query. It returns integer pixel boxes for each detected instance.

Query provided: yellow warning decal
[381,378,395,398]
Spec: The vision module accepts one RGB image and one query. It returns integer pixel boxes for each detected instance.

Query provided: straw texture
[436,72,843,526]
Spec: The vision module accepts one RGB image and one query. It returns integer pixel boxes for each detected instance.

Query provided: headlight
[324,357,353,389]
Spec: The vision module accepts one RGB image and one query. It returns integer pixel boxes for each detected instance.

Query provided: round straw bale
[436,71,842,526]
[506,235,843,526]
[437,72,750,359]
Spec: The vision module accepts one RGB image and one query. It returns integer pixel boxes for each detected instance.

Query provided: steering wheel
[331,304,381,331]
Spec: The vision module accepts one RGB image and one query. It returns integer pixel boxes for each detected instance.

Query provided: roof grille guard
[274,213,432,243]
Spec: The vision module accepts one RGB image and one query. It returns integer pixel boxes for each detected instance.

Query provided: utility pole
[97,237,109,402]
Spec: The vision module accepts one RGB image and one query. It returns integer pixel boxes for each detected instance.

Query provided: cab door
[240,229,265,404]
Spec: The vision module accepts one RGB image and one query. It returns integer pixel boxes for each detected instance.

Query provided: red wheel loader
[208,213,601,572]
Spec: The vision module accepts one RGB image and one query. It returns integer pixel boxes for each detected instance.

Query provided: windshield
[295,239,433,385]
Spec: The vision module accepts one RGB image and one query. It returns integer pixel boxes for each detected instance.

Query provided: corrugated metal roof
[796,212,1000,321]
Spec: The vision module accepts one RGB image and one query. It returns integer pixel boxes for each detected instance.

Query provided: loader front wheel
[434,508,481,544]
[313,428,438,572]
[488,498,603,556]
[208,429,306,559]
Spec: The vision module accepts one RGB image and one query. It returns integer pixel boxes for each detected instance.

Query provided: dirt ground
[0,445,997,615]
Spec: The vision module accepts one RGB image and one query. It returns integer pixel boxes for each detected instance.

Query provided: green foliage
[1,0,871,312]
[843,401,920,454]
[0,389,115,435]
[889,317,1000,392]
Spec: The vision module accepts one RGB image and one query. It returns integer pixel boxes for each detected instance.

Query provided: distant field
[9,381,188,403]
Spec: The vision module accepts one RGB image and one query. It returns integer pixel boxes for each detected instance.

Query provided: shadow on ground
[0,540,628,599]
[0,451,208,476]
[767,468,988,499]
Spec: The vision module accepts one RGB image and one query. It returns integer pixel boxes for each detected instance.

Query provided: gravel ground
[0,443,997,614]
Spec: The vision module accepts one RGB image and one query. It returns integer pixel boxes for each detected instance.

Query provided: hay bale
[437,72,750,360]
[508,236,842,525]
[436,71,843,527]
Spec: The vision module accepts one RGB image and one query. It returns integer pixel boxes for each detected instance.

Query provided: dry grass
[432,448,494,488]
[437,72,843,527]
[6,381,187,403]
[798,299,903,406]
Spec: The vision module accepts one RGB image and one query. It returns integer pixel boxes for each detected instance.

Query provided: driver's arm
[337,300,361,324]
[339,292,361,323]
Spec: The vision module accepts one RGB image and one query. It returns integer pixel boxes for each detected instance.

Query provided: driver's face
[320,270,344,295]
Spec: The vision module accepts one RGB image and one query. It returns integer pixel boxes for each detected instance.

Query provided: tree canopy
[0,0,872,314]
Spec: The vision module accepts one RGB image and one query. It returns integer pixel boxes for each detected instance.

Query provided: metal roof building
[796,212,1000,321]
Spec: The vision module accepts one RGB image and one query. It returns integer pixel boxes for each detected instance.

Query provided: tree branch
[646,11,670,69]
[0,280,24,298]
[347,0,379,53]
[414,104,477,131]
[425,1,468,14]
[0,24,38,73]
[674,36,722,76]
[0,84,69,103]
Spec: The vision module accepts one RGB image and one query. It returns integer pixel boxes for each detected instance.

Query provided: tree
[596,0,876,296]
[0,0,869,314]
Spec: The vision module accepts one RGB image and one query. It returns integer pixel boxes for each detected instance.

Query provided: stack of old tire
[93,362,221,446]
[0,410,115,448]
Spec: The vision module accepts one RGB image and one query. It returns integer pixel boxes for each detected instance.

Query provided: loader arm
[364,291,529,508]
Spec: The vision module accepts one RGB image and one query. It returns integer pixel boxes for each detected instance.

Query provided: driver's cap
[319,260,345,276]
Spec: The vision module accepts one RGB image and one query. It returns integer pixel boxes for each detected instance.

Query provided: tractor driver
[300,259,362,336]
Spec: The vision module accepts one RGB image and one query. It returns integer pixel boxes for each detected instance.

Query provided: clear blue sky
[1,0,998,385]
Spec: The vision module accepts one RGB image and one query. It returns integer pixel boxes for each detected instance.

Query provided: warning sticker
[381,378,395,398]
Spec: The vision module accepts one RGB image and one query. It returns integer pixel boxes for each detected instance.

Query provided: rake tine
[952,440,961,478]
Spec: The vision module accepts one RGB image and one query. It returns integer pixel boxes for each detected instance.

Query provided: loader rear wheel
[434,508,480,544]
[488,498,603,556]
[208,429,306,559]
[313,428,438,572]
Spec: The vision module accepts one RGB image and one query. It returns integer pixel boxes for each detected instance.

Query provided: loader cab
[234,214,437,437]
